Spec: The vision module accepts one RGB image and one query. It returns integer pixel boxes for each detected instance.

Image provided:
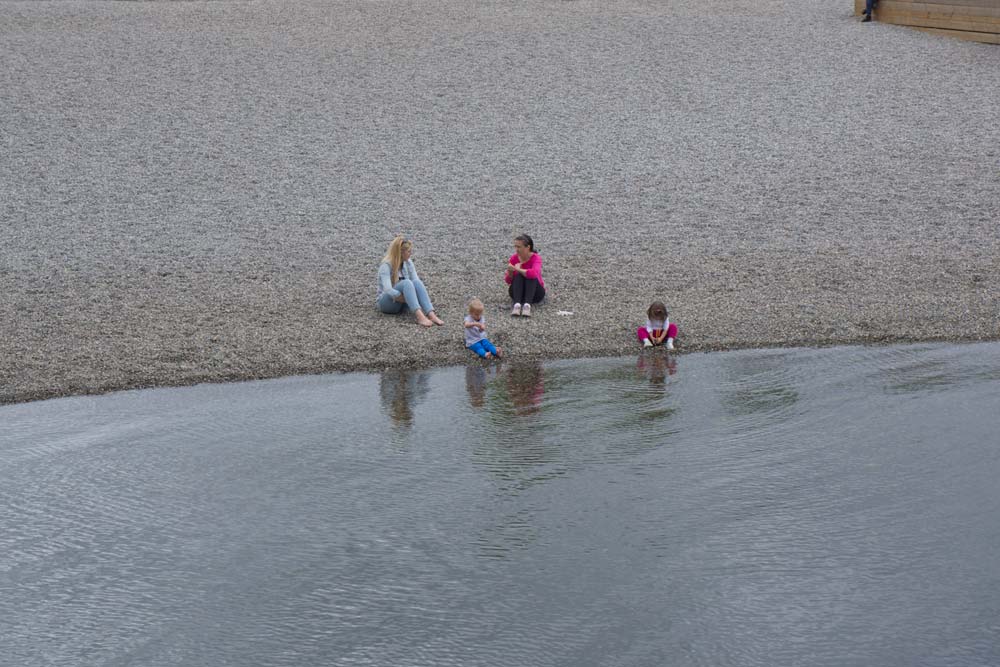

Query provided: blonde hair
[382,235,412,283]
[467,298,484,316]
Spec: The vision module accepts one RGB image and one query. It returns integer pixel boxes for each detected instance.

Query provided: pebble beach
[2,0,998,405]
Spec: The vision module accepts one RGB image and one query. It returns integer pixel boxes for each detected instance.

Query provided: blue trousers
[865,0,876,13]
[377,279,434,314]
[468,339,499,358]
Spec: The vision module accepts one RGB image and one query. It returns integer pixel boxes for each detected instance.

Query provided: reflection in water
[570,354,678,435]
[472,361,558,488]
[472,361,551,559]
[4,343,1000,667]
[505,361,545,417]
[378,368,430,428]
[465,364,500,409]
[637,350,677,390]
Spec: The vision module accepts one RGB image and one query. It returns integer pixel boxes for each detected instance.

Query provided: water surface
[2,343,1000,667]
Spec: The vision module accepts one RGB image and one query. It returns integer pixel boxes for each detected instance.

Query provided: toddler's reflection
[465,363,500,409]
[378,368,430,428]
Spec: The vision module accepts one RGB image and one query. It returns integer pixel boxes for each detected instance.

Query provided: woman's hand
[394,294,406,303]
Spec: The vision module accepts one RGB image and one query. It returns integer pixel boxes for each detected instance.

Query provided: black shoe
[861,14,872,22]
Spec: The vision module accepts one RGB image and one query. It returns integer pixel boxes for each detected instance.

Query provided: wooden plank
[912,25,1000,41]
[879,1,1000,19]
[865,0,1000,10]
[887,0,1000,8]
[889,13,1000,28]
[878,7,1000,26]
[853,0,1000,42]
[880,10,1000,32]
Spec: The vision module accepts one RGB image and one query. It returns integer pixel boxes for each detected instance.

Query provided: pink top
[504,252,544,288]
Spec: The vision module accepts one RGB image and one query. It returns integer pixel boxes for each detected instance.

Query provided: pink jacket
[504,252,544,288]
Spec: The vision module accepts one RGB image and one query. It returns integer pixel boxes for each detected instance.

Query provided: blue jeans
[865,0,876,13]
[468,339,498,358]
[377,279,434,314]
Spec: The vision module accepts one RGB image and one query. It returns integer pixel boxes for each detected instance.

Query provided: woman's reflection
[505,361,545,416]
[378,368,430,428]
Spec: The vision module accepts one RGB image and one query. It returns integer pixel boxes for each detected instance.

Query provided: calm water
[2,343,1000,667]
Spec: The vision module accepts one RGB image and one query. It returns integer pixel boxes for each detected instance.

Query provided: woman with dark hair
[504,234,545,317]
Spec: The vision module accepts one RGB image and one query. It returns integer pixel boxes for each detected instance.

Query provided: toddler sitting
[464,299,502,359]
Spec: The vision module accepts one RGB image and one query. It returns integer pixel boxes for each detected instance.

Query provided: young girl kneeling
[465,299,502,359]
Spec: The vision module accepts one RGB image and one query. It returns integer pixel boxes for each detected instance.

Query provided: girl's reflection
[378,368,430,428]
[637,350,677,389]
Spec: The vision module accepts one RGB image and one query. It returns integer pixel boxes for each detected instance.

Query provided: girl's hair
[514,234,535,252]
[468,298,484,314]
[647,301,669,320]
[382,235,412,282]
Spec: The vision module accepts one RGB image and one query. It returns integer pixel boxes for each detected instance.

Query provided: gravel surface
[2,0,999,404]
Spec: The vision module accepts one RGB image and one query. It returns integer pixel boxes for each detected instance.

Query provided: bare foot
[429,312,445,326]
[485,352,493,358]
[415,312,433,327]
[494,348,503,359]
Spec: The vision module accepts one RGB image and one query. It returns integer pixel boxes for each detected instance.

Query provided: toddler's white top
[464,315,488,347]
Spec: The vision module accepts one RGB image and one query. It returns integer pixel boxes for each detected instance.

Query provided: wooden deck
[855,0,1000,43]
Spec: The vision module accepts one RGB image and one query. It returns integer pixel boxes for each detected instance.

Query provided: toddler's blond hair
[467,298,484,315]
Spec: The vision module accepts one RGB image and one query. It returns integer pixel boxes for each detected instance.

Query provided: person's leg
[395,280,432,326]
[394,279,420,311]
[411,280,444,324]
[469,340,488,358]
[509,277,523,315]
[863,0,875,19]
[377,291,405,314]
[520,282,544,316]
[666,323,678,350]
[521,277,538,305]
[510,274,526,304]
[637,327,653,347]
[482,339,499,357]
[411,279,434,315]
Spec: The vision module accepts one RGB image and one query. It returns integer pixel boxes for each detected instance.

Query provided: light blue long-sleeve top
[376,259,420,302]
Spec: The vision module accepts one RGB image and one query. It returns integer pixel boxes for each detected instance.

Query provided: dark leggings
[508,274,545,304]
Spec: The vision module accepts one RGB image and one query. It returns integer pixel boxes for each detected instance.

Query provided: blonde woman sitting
[376,235,444,327]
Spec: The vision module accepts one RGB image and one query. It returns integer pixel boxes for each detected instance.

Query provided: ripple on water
[2,342,1000,667]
